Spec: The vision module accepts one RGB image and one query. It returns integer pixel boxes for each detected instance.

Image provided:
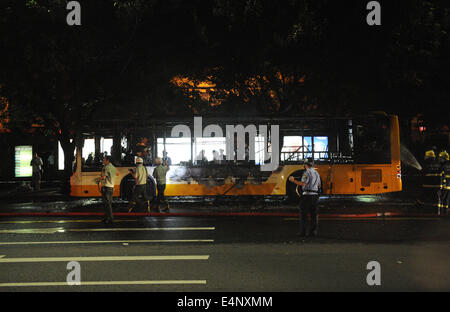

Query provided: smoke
[400,144,422,171]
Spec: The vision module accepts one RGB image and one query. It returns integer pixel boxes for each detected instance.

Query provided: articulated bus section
[70,114,402,199]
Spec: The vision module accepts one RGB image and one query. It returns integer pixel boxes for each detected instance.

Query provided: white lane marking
[0,280,207,287]
[284,217,440,221]
[0,255,210,263]
[69,227,215,232]
[0,227,215,234]
[0,239,214,246]
[0,220,136,224]
[0,228,65,234]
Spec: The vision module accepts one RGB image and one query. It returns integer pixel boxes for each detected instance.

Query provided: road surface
[0,212,448,291]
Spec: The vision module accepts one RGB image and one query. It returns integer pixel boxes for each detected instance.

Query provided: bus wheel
[145,178,156,201]
[286,171,304,204]
[120,174,135,201]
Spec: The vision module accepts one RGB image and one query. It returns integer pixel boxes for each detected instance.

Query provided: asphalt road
[0,213,448,291]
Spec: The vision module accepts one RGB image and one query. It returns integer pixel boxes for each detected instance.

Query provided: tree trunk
[59,138,75,195]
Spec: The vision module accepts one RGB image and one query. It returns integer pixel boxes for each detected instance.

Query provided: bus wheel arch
[286,170,304,203]
[120,174,157,201]
[120,174,135,201]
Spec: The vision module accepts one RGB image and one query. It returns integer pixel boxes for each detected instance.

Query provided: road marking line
[0,228,65,234]
[69,227,215,232]
[0,227,215,234]
[0,239,214,246]
[0,255,210,263]
[284,217,439,221]
[0,220,136,224]
[0,255,4,259]
[0,280,207,287]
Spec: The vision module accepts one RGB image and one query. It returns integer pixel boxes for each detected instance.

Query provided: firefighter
[419,150,442,210]
[438,151,450,214]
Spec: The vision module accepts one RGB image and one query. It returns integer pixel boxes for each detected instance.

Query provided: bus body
[70,113,401,199]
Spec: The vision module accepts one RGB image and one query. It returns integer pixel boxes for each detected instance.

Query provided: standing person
[438,151,450,214]
[127,157,150,212]
[153,157,170,212]
[30,153,43,190]
[47,152,55,179]
[289,161,322,237]
[162,151,172,166]
[99,156,116,224]
[419,150,442,209]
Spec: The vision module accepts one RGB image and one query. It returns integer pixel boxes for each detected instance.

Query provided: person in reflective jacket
[419,150,442,209]
[438,151,450,214]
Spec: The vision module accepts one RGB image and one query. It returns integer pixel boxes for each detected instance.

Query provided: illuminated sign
[14,145,33,177]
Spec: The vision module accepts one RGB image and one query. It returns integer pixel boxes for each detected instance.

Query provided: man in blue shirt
[289,161,321,237]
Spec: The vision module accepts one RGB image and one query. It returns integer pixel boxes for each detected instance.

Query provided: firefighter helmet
[439,151,449,161]
[425,150,436,159]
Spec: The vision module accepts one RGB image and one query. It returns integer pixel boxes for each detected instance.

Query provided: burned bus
[70,113,401,201]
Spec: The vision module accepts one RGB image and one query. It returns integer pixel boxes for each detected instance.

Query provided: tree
[0,0,154,191]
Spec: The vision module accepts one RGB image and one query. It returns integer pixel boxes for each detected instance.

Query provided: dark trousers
[102,186,114,221]
[299,194,319,235]
[156,184,167,210]
[32,171,41,190]
[130,184,149,210]
[441,189,449,213]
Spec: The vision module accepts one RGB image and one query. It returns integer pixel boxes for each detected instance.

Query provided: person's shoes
[296,232,306,237]
[309,230,317,237]
[102,218,114,225]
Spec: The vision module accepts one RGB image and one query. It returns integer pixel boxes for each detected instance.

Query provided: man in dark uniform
[419,150,442,210]
[289,161,322,237]
[438,151,450,215]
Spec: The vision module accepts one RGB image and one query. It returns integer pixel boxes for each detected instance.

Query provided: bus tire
[120,174,135,201]
[120,174,157,202]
